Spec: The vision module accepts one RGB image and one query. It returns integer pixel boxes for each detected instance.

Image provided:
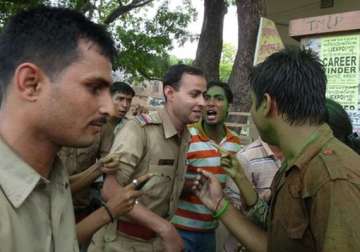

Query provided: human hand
[104,174,153,217]
[221,153,258,208]
[192,169,224,211]
[98,153,121,174]
[220,152,247,180]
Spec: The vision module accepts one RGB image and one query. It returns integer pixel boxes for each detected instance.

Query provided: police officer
[0,7,141,252]
[59,82,136,222]
[88,64,207,252]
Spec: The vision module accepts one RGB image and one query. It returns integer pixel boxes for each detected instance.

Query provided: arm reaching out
[221,153,258,208]
[193,170,267,252]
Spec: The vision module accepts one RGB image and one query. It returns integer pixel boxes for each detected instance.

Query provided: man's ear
[163,85,175,102]
[263,93,279,117]
[262,93,273,116]
[14,63,44,102]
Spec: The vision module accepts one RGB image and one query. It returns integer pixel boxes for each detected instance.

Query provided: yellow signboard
[320,34,360,110]
[302,33,360,132]
[253,17,284,66]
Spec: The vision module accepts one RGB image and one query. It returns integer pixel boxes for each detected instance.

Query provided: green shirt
[267,124,360,252]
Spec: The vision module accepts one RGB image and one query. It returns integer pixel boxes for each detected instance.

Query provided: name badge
[158,159,175,165]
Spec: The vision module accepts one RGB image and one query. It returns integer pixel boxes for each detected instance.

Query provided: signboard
[289,10,360,38]
[302,33,360,132]
[253,17,284,65]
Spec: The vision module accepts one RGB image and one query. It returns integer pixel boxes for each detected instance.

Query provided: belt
[117,220,157,240]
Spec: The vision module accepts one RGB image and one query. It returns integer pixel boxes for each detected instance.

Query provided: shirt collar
[287,124,334,171]
[0,137,63,208]
[192,120,239,145]
[158,108,178,139]
[193,120,209,141]
[222,127,241,145]
[113,117,128,135]
[259,138,275,157]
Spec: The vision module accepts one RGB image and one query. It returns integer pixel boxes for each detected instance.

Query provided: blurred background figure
[325,98,360,154]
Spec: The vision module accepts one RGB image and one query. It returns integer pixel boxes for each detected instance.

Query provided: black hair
[325,98,360,154]
[110,81,135,97]
[0,6,116,102]
[163,64,205,90]
[249,47,327,126]
[207,80,233,103]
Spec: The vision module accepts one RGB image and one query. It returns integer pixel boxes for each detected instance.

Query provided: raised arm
[194,170,267,252]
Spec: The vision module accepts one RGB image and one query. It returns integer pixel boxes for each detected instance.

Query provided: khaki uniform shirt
[268,124,360,252]
[112,108,189,218]
[89,108,190,252]
[58,120,115,208]
[0,138,79,252]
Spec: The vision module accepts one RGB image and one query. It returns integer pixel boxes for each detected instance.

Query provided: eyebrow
[84,77,111,88]
[207,94,225,98]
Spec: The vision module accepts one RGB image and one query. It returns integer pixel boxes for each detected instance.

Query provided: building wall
[266,0,360,45]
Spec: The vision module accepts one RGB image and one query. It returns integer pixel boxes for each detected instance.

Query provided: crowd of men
[0,6,360,252]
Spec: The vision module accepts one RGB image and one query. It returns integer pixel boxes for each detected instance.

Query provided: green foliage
[0,0,49,27]
[220,43,236,82]
[169,55,193,66]
[113,1,196,82]
[0,0,196,81]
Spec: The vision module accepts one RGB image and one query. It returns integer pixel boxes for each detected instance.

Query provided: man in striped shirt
[172,81,241,252]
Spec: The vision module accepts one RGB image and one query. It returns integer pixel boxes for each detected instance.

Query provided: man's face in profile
[40,40,113,148]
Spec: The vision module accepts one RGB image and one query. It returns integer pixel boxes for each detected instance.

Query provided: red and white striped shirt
[172,121,241,231]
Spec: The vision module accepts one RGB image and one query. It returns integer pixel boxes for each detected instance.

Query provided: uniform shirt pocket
[281,181,309,240]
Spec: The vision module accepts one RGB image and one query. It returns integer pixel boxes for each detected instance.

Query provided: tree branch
[103,0,154,25]
[137,68,162,81]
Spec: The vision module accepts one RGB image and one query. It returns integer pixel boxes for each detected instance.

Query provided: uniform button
[323,149,333,155]
[64,182,69,189]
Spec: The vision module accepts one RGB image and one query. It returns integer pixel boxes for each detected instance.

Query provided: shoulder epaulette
[319,148,347,180]
[134,112,161,127]
[302,147,348,198]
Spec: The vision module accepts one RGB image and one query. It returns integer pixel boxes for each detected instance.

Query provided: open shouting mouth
[206,109,217,121]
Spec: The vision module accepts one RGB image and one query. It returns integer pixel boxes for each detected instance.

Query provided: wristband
[212,198,229,219]
[101,201,114,223]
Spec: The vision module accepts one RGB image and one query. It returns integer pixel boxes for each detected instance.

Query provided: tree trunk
[228,0,266,114]
[192,0,227,81]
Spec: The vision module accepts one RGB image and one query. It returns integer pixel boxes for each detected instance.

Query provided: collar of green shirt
[0,137,63,208]
[277,124,334,177]
[271,124,333,193]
